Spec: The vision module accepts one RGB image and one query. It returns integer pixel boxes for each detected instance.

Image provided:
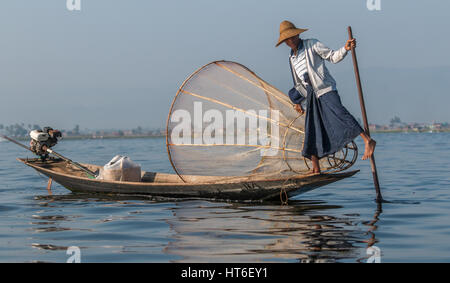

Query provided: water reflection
[31,194,382,262]
[165,200,367,263]
[357,202,383,263]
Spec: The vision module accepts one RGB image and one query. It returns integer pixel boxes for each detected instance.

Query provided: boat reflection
[164,200,367,263]
[33,194,381,262]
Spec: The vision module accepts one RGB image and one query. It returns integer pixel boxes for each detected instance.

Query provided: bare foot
[307,168,321,174]
[362,139,376,160]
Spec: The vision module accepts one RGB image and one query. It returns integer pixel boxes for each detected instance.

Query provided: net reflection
[164,200,366,263]
[32,194,380,262]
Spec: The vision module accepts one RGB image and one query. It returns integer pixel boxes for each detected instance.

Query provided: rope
[280,188,289,205]
[280,176,295,205]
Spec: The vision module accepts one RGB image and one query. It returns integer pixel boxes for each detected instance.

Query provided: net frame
[166,61,357,183]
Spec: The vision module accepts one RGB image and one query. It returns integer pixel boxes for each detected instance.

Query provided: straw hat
[276,20,308,47]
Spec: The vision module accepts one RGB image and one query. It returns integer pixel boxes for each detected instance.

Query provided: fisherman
[276,20,376,174]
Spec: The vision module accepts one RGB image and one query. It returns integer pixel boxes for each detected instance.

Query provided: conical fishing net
[166,61,357,182]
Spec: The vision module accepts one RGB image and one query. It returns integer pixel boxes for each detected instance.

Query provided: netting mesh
[166,61,357,182]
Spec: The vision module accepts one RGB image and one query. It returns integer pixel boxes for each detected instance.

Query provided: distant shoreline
[4,131,448,142]
[7,135,165,142]
[371,129,450,133]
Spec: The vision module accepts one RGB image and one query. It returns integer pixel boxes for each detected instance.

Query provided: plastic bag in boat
[96,155,141,182]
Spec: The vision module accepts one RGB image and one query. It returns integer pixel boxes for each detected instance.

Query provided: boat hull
[18,158,358,201]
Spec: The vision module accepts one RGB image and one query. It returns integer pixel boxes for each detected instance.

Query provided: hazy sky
[1,0,449,130]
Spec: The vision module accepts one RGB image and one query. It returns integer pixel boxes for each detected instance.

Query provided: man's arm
[288,87,305,105]
[288,88,305,115]
[311,38,355,64]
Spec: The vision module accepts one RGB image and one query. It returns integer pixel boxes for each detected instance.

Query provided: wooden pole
[1,134,97,178]
[46,178,53,195]
[347,26,383,202]
[1,134,32,152]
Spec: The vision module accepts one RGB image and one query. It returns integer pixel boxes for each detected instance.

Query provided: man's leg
[360,132,376,160]
[311,155,321,174]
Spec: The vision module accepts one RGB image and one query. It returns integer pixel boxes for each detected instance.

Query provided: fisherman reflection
[164,200,365,263]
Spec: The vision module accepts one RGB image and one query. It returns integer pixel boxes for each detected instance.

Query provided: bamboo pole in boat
[46,148,97,178]
[347,26,383,203]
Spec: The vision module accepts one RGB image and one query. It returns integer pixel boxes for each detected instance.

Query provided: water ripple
[0,134,449,262]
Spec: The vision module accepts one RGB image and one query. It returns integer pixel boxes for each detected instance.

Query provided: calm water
[0,133,449,262]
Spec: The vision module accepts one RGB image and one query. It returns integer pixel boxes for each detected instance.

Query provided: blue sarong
[302,90,363,159]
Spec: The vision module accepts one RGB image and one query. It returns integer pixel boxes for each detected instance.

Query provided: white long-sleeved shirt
[289,39,348,98]
[290,44,308,87]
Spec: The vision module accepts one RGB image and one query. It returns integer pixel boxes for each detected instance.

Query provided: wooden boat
[18,157,358,201]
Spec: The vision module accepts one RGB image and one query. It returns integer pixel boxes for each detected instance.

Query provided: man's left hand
[345,38,356,51]
[294,104,305,115]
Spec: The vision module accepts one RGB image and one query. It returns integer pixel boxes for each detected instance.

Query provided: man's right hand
[294,104,305,115]
[345,38,356,51]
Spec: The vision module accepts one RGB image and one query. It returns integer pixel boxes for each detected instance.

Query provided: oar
[347,26,383,203]
[1,134,31,151]
[1,134,97,178]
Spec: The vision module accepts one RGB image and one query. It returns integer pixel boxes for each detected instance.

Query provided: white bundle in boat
[97,155,141,182]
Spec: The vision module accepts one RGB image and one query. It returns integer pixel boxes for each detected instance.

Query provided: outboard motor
[30,127,62,159]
